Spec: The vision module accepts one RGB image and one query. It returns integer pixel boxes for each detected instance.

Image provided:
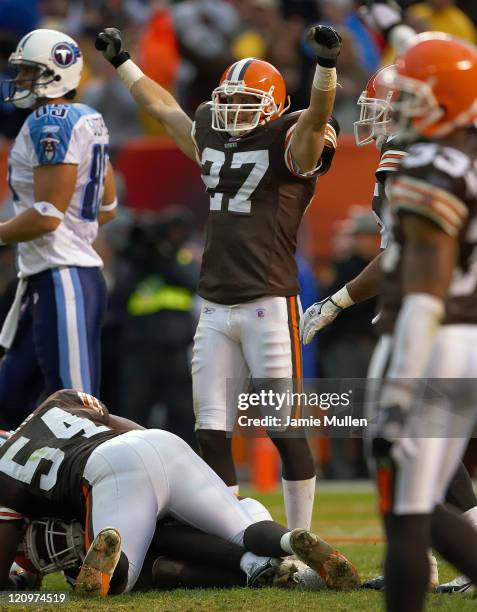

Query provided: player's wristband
[110,50,130,69]
[99,198,118,213]
[331,285,354,309]
[33,201,64,221]
[313,65,337,91]
[117,59,144,90]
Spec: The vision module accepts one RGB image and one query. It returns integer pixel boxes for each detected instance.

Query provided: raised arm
[95,28,196,162]
[289,26,341,174]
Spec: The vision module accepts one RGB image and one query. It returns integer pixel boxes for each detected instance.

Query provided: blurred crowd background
[0,0,476,480]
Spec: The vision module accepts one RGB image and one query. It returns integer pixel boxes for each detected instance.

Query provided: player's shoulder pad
[194,101,213,125]
[27,103,94,165]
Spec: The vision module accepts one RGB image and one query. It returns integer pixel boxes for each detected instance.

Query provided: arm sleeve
[284,116,339,179]
[27,108,82,167]
[0,507,24,521]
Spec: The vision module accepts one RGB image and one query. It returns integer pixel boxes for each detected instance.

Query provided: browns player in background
[95,25,341,530]
[364,34,477,612]
[302,3,477,595]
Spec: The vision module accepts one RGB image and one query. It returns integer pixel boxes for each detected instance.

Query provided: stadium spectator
[407,0,477,43]
[171,0,241,114]
[316,0,381,73]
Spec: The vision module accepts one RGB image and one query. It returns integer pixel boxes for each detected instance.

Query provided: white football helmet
[2,29,83,109]
[21,518,85,575]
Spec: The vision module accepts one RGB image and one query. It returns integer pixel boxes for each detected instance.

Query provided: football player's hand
[300,296,342,345]
[95,28,130,68]
[358,0,403,38]
[306,25,342,67]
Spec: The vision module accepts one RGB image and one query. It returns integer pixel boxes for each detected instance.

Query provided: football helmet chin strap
[22,518,85,575]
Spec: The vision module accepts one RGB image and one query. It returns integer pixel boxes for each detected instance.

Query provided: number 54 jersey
[0,390,118,521]
[193,104,339,304]
[8,103,108,277]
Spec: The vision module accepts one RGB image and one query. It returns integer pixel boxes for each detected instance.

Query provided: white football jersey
[8,103,109,277]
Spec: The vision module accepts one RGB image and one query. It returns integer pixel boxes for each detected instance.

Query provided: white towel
[0,279,27,349]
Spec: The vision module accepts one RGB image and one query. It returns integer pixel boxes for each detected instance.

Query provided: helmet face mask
[23,518,84,575]
[354,90,395,147]
[211,82,278,135]
[3,61,57,109]
[1,29,83,109]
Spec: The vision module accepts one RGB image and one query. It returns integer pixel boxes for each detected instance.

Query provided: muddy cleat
[75,527,121,598]
[435,575,475,594]
[289,528,360,591]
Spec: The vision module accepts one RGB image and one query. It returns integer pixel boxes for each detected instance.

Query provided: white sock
[463,506,477,530]
[282,476,316,530]
[280,532,293,555]
[228,484,239,495]
[239,552,271,576]
[428,550,439,588]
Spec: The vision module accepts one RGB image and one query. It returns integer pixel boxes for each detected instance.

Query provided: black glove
[306,25,342,68]
[95,27,130,68]
[358,0,403,41]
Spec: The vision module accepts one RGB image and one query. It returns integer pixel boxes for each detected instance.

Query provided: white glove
[300,296,342,345]
[300,286,354,345]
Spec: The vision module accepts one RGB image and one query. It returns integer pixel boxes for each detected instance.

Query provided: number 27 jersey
[193,104,339,304]
[8,103,108,277]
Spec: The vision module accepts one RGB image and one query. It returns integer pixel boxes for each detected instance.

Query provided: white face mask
[12,90,37,109]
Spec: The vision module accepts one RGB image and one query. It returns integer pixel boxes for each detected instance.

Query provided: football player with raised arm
[301,2,477,595]
[95,25,341,530]
[365,35,477,612]
[0,29,117,428]
[0,390,360,596]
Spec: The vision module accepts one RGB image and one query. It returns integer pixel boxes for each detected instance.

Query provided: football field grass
[5,484,476,611]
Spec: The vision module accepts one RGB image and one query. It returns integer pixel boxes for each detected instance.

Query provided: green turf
[4,488,475,611]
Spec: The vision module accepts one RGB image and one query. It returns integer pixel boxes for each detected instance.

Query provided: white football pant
[192,296,302,431]
[83,429,256,592]
[368,325,477,514]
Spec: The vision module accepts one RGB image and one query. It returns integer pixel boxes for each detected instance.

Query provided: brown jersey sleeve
[284,114,339,178]
[389,142,470,238]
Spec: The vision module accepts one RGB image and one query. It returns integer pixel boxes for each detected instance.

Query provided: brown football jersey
[377,128,477,334]
[193,103,339,304]
[0,390,118,521]
[372,137,407,249]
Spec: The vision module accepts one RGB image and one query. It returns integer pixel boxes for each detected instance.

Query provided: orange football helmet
[376,33,477,138]
[211,57,288,135]
[354,65,397,147]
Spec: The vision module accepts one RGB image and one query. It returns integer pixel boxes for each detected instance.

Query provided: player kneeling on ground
[0,390,360,596]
